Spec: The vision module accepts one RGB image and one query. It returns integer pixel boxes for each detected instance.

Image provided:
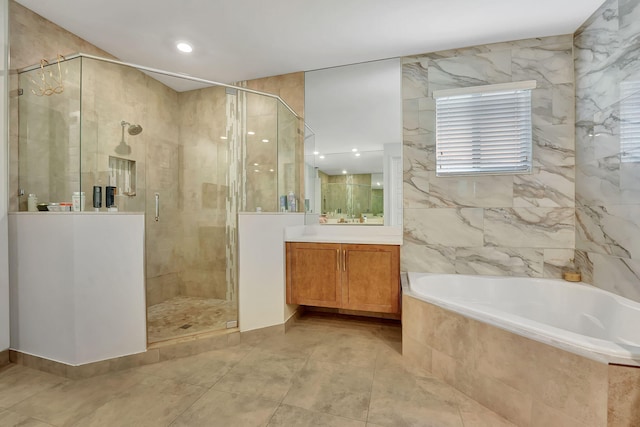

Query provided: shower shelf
[109,156,137,196]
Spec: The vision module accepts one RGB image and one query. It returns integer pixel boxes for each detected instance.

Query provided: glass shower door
[144,83,238,343]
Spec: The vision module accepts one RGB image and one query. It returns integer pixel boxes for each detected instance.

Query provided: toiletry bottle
[93,186,102,211]
[280,195,287,212]
[105,186,116,208]
[72,192,84,212]
[288,192,296,212]
[27,194,37,212]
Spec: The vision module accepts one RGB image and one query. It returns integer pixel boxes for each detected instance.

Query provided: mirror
[304,58,402,226]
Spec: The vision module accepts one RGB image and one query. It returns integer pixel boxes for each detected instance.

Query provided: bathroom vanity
[284,225,402,315]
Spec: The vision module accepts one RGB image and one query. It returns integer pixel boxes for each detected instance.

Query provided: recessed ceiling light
[253,163,259,166]
[269,169,274,172]
[313,151,319,155]
[319,155,325,159]
[355,153,361,157]
[176,42,193,53]
[342,170,347,174]
[247,131,255,135]
[254,169,260,173]
[220,136,228,140]
[262,139,269,143]
[377,182,381,186]
[352,148,358,152]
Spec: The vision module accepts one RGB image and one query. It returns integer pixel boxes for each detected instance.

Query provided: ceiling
[16,0,605,90]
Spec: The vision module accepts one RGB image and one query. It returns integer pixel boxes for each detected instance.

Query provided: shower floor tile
[147,296,237,343]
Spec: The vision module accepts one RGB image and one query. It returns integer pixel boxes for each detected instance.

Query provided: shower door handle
[154,193,160,222]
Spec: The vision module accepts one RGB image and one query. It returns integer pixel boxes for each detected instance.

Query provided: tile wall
[8,3,234,306]
[402,35,576,278]
[574,0,640,302]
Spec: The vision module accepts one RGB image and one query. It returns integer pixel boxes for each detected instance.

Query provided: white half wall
[9,213,146,365]
[0,0,9,352]
[238,212,305,332]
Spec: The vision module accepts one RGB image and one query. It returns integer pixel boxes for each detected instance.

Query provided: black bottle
[105,186,116,208]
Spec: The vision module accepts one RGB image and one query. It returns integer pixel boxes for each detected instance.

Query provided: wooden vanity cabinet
[286,242,400,314]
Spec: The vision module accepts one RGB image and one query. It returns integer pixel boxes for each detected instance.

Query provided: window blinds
[621,80,640,163]
[434,81,535,176]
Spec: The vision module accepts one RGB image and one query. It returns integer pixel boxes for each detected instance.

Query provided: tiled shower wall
[574,0,640,302]
[9,3,234,306]
[401,35,576,278]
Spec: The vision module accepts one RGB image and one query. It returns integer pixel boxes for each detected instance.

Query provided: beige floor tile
[172,389,279,427]
[308,331,381,370]
[2,315,511,427]
[368,369,464,427]
[134,344,251,387]
[458,400,517,427]
[267,404,365,426]
[10,369,148,426]
[0,410,53,427]
[70,375,206,427]
[0,365,67,410]
[253,329,324,359]
[283,359,374,421]
[212,348,307,401]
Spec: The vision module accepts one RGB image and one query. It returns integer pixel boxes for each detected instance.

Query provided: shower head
[121,120,143,136]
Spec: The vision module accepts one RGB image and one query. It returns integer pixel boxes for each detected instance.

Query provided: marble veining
[484,208,575,249]
[455,247,544,277]
[575,0,640,302]
[402,35,575,278]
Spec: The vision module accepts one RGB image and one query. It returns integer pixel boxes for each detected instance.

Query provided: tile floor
[0,313,514,426]
[147,296,238,343]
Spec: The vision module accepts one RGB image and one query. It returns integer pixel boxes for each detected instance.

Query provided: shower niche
[109,156,137,197]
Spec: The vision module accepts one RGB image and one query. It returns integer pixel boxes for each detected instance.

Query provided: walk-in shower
[12,53,305,343]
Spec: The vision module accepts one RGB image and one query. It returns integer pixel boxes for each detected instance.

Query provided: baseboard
[0,349,9,368]
[10,327,242,380]
[284,306,305,332]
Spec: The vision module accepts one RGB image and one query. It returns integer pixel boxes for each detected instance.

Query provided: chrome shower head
[121,120,143,136]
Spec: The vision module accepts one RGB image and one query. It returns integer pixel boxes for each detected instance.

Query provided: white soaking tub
[402,273,640,426]
[405,272,640,367]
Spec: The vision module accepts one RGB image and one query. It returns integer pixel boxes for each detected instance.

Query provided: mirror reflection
[304,59,402,226]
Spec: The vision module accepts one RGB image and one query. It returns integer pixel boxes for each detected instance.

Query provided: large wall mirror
[304,58,402,226]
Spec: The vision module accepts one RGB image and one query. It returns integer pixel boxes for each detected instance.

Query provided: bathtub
[402,272,640,426]
[405,272,640,366]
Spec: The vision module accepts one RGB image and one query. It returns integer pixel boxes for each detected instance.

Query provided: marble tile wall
[402,35,576,278]
[574,0,640,303]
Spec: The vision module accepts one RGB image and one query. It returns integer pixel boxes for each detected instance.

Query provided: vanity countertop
[284,225,403,245]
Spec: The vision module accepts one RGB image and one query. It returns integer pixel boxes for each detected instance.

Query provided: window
[434,80,536,176]
[621,80,640,163]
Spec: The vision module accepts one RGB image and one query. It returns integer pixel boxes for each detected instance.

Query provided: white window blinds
[621,80,640,163]
[434,81,535,176]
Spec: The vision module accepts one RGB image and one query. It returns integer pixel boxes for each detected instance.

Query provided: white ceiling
[16,0,605,89]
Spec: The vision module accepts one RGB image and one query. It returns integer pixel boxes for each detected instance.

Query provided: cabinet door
[341,244,400,313]
[286,242,342,308]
